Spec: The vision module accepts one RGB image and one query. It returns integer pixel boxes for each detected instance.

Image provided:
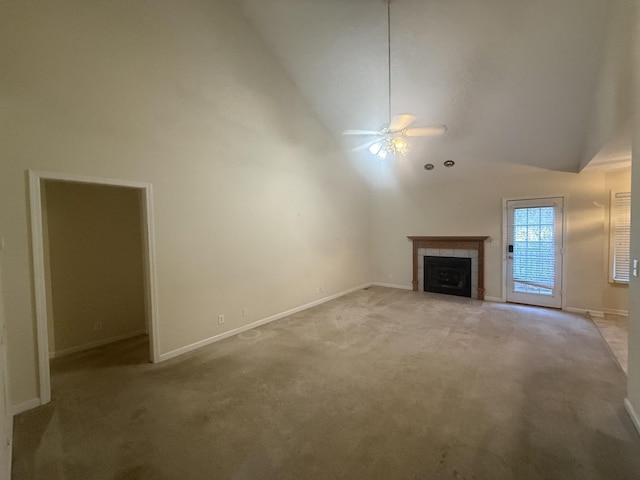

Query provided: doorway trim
[28,170,160,405]
[501,195,568,309]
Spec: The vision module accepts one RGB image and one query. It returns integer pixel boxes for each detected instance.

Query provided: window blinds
[512,206,555,295]
[611,192,631,283]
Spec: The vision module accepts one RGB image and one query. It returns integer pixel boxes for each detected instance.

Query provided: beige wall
[581,0,635,170]
[43,181,146,354]
[0,0,370,407]
[41,185,55,353]
[371,169,624,313]
[626,0,640,428]
[602,170,631,312]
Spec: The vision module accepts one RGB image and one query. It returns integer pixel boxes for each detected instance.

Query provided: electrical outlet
[94,321,102,331]
[242,308,248,316]
[218,314,225,325]
[320,285,324,293]
[388,273,393,280]
[315,287,320,294]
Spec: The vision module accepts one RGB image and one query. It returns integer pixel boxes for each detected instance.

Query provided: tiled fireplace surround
[408,236,489,300]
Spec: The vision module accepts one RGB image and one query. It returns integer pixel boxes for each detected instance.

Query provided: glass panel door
[507,198,563,308]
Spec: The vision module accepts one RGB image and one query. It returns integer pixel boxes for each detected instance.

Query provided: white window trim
[609,190,631,284]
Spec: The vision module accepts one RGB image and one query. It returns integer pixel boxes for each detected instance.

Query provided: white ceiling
[582,121,632,172]
[239,0,615,181]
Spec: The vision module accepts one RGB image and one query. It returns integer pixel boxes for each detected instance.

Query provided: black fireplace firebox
[424,256,472,298]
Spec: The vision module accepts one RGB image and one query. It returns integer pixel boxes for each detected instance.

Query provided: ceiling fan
[343,0,446,159]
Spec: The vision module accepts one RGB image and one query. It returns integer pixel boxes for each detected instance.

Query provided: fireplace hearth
[424,256,472,297]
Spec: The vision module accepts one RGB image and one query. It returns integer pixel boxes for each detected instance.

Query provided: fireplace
[408,236,489,300]
[424,256,472,297]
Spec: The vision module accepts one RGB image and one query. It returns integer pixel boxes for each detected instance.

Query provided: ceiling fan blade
[352,138,382,152]
[388,114,416,131]
[404,125,448,137]
[342,129,380,136]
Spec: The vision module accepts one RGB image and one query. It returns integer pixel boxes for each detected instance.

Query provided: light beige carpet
[12,286,640,479]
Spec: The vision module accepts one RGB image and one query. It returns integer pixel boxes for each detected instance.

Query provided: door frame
[501,195,568,309]
[28,170,160,405]
[0,261,11,477]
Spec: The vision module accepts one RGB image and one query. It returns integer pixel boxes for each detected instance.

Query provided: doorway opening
[29,171,159,405]
[503,197,565,308]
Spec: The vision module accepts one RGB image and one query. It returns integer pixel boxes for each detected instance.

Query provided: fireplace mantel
[407,236,489,300]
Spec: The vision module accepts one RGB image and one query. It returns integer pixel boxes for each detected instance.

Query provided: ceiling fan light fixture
[370,136,409,159]
[342,0,447,160]
[393,137,408,152]
[369,142,383,155]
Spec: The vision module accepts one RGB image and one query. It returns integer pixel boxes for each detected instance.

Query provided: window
[512,206,556,295]
[609,191,631,283]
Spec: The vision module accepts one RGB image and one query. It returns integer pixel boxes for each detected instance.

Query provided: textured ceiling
[583,121,633,172]
[239,0,613,181]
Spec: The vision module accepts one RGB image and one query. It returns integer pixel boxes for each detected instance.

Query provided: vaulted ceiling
[239,0,616,182]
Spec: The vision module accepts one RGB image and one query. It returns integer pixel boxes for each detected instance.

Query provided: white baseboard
[563,307,605,317]
[11,398,41,416]
[624,398,640,436]
[484,296,504,302]
[370,282,412,290]
[563,307,629,317]
[159,283,371,362]
[563,306,588,315]
[50,330,147,359]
